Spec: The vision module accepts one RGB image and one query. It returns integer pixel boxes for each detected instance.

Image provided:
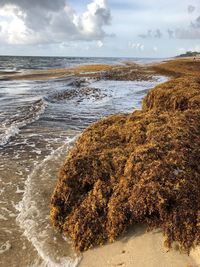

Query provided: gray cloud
[138,15,200,40]
[167,29,174,38]
[191,16,200,29]
[0,0,66,12]
[138,34,147,39]
[188,5,196,14]
[138,29,162,39]
[138,29,152,39]
[137,2,200,41]
[176,15,200,39]
[0,0,112,44]
[175,28,200,39]
[154,29,162,38]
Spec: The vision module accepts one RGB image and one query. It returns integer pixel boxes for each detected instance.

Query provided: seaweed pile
[50,62,200,252]
[143,77,200,112]
[100,64,153,81]
[77,63,154,81]
[150,58,200,77]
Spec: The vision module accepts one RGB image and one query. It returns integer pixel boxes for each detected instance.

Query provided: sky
[0,0,200,58]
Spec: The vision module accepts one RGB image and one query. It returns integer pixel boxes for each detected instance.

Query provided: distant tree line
[177,51,200,57]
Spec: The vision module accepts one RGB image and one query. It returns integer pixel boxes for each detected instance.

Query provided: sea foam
[0,99,46,147]
[16,136,81,267]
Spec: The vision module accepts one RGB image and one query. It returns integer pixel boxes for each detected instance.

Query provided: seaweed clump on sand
[143,77,200,112]
[50,64,200,252]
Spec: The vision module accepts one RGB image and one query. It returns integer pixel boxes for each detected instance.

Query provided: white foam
[16,186,25,194]
[16,136,82,267]
[0,99,47,146]
[0,188,5,194]
[89,76,168,112]
[0,241,11,254]
[0,125,19,146]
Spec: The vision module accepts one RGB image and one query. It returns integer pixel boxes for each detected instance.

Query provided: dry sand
[80,225,200,267]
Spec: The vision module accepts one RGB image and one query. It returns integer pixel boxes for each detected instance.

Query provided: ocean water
[0,56,166,267]
[0,55,164,72]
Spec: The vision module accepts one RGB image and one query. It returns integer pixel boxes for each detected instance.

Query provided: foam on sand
[16,136,81,267]
[0,241,12,254]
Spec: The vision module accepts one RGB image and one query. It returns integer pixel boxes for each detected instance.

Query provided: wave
[0,99,46,147]
[16,136,81,267]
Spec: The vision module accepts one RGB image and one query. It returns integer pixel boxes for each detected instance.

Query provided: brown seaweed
[50,59,200,252]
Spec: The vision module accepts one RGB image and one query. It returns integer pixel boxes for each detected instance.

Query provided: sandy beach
[80,226,200,267]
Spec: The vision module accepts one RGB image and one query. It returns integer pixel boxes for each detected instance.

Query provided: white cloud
[177,47,187,54]
[0,0,111,45]
[97,40,104,48]
[77,0,111,38]
[128,42,144,51]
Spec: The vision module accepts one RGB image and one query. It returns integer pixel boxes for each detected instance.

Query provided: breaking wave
[0,99,46,146]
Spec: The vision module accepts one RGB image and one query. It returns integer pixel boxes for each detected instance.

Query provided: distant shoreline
[0,56,198,82]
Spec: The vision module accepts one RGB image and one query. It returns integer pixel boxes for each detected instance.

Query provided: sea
[0,56,166,267]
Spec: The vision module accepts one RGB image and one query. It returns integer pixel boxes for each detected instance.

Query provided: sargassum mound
[50,76,200,252]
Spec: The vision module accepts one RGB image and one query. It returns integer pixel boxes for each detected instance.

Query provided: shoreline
[1,57,200,267]
[0,60,155,81]
[50,58,200,267]
[0,56,198,82]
